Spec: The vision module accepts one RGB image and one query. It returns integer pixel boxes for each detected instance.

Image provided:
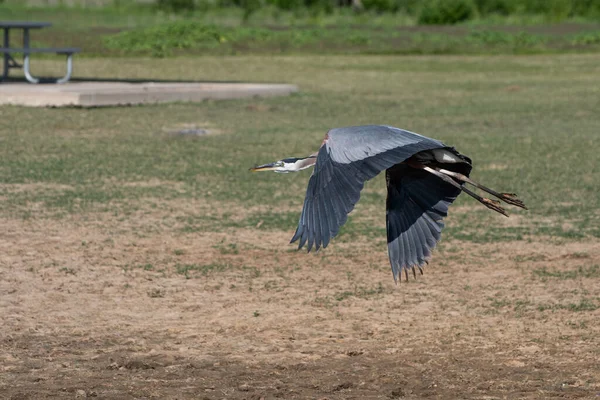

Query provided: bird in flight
[251,125,526,282]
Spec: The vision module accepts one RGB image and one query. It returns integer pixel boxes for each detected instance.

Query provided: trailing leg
[436,168,527,209]
[423,167,508,217]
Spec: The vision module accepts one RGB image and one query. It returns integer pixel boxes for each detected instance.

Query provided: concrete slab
[0,81,299,107]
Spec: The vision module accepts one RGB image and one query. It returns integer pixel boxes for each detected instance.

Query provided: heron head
[250,156,316,174]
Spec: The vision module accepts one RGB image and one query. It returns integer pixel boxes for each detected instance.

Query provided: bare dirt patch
[1,210,599,399]
[161,121,224,138]
[0,183,76,194]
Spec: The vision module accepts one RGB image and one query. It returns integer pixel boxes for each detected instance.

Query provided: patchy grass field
[1,54,600,398]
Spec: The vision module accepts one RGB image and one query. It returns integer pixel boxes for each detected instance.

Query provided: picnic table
[1,21,80,84]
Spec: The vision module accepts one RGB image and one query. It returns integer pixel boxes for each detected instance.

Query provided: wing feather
[385,165,463,281]
[410,208,427,262]
[326,176,345,223]
[403,210,418,266]
[327,125,444,164]
[292,125,448,253]
[316,195,327,250]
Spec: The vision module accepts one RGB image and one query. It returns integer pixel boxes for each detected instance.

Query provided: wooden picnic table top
[0,21,52,29]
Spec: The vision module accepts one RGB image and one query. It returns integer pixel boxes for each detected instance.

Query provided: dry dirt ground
[1,196,599,399]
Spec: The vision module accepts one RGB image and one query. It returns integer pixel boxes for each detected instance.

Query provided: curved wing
[385,165,461,281]
[290,125,447,252]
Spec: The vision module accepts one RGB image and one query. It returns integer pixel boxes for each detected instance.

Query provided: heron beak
[250,161,279,172]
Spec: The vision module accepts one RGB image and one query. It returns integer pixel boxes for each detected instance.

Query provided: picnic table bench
[1,21,80,84]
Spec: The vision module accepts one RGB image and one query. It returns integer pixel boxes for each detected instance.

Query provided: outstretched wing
[385,164,462,282]
[290,125,447,252]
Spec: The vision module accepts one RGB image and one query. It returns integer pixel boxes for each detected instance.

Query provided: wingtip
[391,263,427,284]
[290,227,301,244]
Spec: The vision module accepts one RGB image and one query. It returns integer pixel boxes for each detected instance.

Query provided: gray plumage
[253,125,526,282]
[290,125,471,281]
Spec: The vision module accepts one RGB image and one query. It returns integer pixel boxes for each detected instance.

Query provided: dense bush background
[418,0,476,25]
[3,0,600,57]
[152,0,600,23]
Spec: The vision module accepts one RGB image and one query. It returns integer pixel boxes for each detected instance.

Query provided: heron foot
[499,193,528,209]
[482,198,508,217]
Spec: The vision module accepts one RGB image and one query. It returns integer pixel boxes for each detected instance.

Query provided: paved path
[0,81,298,107]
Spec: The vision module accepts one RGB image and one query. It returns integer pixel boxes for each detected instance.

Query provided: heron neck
[293,155,317,171]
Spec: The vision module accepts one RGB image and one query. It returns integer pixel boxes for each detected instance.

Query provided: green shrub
[571,31,600,45]
[394,0,422,14]
[570,0,600,17]
[216,0,263,20]
[105,21,223,57]
[241,0,263,20]
[474,0,516,15]
[265,0,334,13]
[304,0,335,14]
[418,0,476,24]
[269,0,303,10]
[362,0,397,13]
[522,0,571,20]
[156,0,196,12]
[467,29,513,44]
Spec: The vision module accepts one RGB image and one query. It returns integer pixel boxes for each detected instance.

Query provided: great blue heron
[251,125,526,282]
